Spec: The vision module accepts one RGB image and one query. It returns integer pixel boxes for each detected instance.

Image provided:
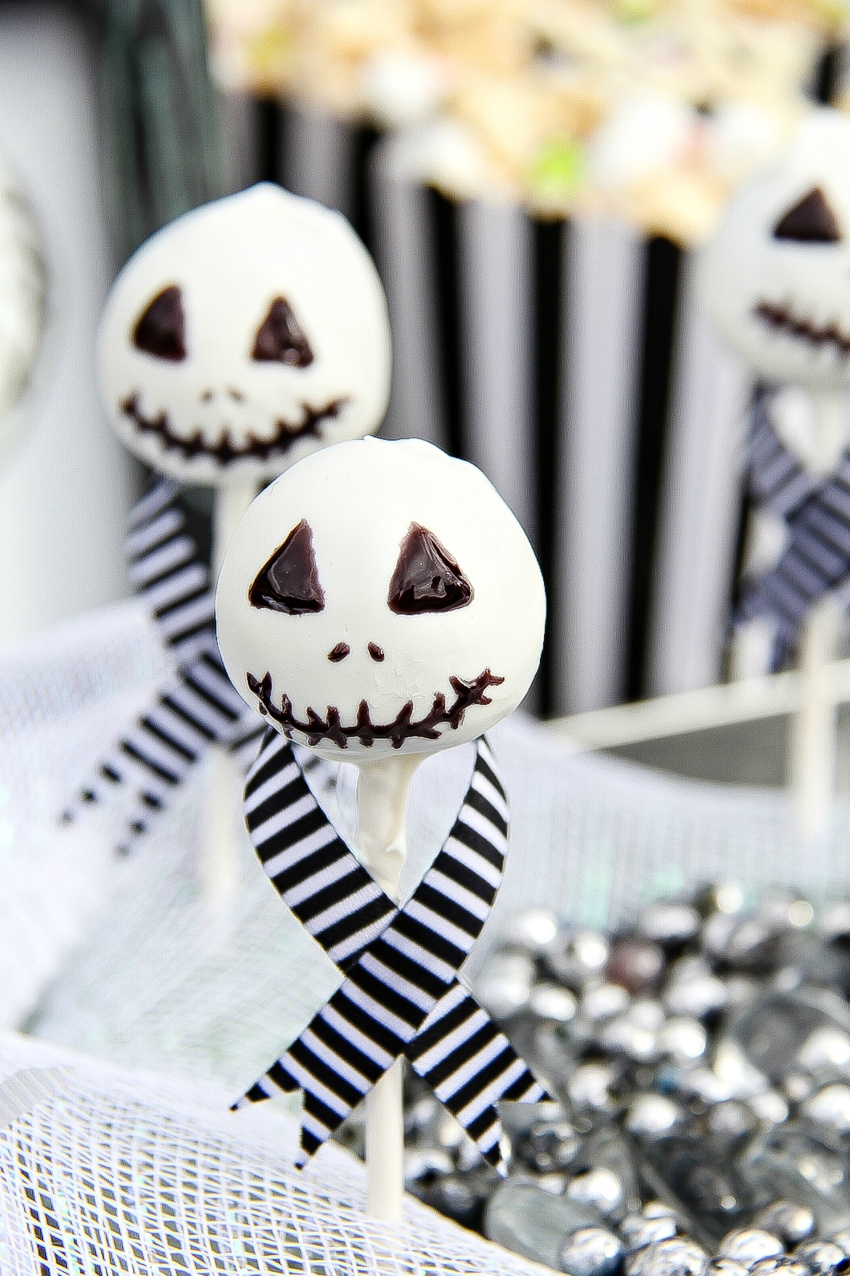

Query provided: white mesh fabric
[0,598,172,1027]
[2,596,845,1086]
[2,597,848,1275]
[0,1031,554,1276]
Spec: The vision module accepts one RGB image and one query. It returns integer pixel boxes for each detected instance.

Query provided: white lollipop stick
[200,479,257,915]
[356,753,423,1223]
[788,389,848,844]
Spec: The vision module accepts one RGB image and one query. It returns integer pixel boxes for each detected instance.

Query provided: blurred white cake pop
[699,109,850,393]
[97,183,391,485]
[0,146,45,468]
[698,108,850,846]
[216,436,546,762]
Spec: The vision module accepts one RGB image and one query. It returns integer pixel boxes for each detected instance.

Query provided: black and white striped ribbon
[62,477,264,849]
[124,477,215,660]
[738,392,850,671]
[232,728,548,1171]
[744,389,820,522]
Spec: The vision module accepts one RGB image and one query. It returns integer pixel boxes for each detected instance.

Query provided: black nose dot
[368,643,385,662]
[328,642,350,662]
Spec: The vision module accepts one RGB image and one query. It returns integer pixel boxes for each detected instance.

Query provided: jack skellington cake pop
[62,185,391,853]
[700,110,850,402]
[216,436,547,1219]
[698,108,850,839]
[216,436,546,761]
[98,182,391,486]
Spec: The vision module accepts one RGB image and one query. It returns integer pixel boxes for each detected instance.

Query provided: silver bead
[530,983,578,1023]
[696,883,746,918]
[664,973,729,1019]
[748,1259,810,1276]
[783,1073,816,1105]
[559,1228,625,1276]
[630,999,667,1031]
[657,1017,708,1064]
[748,1090,789,1127]
[830,1231,850,1257]
[702,912,741,962]
[625,1094,681,1140]
[620,1214,677,1250]
[506,908,560,955]
[753,1202,815,1247]
[513,1118,581,1174]
[600,1014,657,1063]
[625,1238,708,1276]
[794,1241,848,1274]
[582,983,632,1023]
[637,903,701,947]
[819,903,850,943]
[403,1147,454,1183]
[706,1100,758,1145]
[475,951,535,1019]
[706,1260,749,1276]
[547,930,610,988]
[567,1168,625,1220]
[717,1229,784,1265]
[741,1126,850,1234]
[644,1202,678,1220]
[485,1180,603,1271]
[796,1027,850,1074]
[801,1085,850,1135]
[607,940,666,996]
[724,976,760,1011]
[567,1062,619,1114]
[676,1066,734,1104]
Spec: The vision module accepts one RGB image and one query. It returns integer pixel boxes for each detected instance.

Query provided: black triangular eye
[251,297,314,367]
[133,285,186,361]
[249,520,325,614]
[388,524,473,615]
[773,187,841,243]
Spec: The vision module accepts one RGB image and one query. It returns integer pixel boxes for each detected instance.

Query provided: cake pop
[698,108,850,841]
[98,182,391,486]
[216,436,547,1219]
[216,436,546,761]
[62,186,391,854]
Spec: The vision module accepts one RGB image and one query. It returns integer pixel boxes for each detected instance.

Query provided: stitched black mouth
[247,668,506,749]
[120,393,348,466]
[754,302,850,357]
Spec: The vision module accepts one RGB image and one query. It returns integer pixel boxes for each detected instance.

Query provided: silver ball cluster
[400,887,850,1276]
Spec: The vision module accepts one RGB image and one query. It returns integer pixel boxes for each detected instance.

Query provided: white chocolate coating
[98,183,391,485]
[216,437,546,761]
[698,109,850,391]
[0,147,45,463]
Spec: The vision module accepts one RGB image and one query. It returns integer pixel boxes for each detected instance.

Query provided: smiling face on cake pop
[698,110,850,391]
[97,184,391,485]
[215,438,546,761]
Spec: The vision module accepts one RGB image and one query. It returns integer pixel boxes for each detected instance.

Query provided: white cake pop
[698,109,850,392]
[97,183,391,485]
[215,436,546,761]
[0,146,45,468]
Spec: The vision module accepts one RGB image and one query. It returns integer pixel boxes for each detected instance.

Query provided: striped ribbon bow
[738,390,850,672]
[62,476,264,850]
[233,728,548,1170]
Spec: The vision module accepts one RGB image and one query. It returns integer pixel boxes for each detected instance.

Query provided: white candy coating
[216,437,546,761]
[698,109,850,391]
[98,183,391,485]
[0,147,45,465]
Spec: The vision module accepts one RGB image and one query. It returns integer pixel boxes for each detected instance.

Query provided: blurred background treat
[1,0,850,715]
